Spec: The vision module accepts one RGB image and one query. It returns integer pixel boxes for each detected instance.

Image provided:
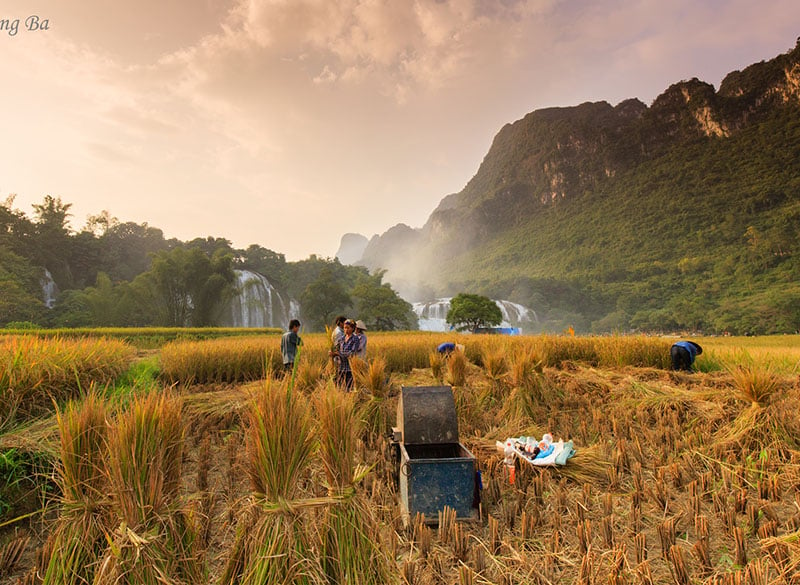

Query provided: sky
[0,1,798,260]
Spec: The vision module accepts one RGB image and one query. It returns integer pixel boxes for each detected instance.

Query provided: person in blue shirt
[437,342,465,356]
[671,340,702,371]
[437,342,456,354]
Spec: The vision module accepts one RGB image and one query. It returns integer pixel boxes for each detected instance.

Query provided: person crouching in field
[330,319,360,390]
[281,319,302,373]
[437,342,465,358]
[671,340,702,372]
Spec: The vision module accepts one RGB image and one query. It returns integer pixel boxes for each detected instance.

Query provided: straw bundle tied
[221,378,321,585]
[711,366,800,455]
[352,356,392,438]
[94,392,203,585]
[41,392,109,585]
[315,383,392,585]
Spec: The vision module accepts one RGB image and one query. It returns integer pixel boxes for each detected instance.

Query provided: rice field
[2,330,800,584]
[0,335,135,430]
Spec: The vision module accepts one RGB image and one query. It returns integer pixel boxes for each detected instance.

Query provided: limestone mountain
[355,39,800,334]
[335,233,369,266]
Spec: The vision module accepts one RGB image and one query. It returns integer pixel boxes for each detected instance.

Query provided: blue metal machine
[392,386,477,525]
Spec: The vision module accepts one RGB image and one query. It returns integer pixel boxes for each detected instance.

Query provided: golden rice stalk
[481,347,508,383]
[295,358,326,394]
[729,364,783,407]
[658,518,676,559]
[429,352,444,384]
[578,549,594,585]
[221,378,321,585]
[245,379,316,500]
[0,335,134,428]
[95,392,202,585]
[635,560,654,585]
[446,351,468,387]
[349,357,369,390]
[315,383,359,490]
[634,532,647,565]
[733,526,748,567]
[612,381,724,423]
[41,392,108,585]
[506,350,543,393]
[355,357,392,438]
[550,444,611,486]
[458,565,474,585]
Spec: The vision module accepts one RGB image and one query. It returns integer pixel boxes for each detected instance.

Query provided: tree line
[0,195,417,331]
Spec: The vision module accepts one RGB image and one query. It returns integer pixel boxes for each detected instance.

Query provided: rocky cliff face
[335,233,369,265]
[355,40,800,297]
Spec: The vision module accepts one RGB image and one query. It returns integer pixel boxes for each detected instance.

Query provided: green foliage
[0,447,49,519]
[446,293,503,332]
[0,448,28,516]
[147,247,236,326]
[351,270,417,331]
[4,321,40,329]
[300,265,352,331]
[241,245,288,290]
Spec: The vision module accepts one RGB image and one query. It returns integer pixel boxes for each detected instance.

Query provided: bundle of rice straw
[94,392,203,585]
[42,392,108,585]
[315,383,392,585]
[221,378,321,585]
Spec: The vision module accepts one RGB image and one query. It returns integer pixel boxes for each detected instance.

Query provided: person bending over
[671,340,702,372]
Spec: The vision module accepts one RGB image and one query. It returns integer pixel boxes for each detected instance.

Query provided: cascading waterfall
[40,268,59,309]
[220,270,299,328]
[412,297,537,332]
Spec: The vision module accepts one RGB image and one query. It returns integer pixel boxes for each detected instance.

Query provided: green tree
[49,289,92,327]
[98,221,168,282]
[0,248,45,326]
[146,247,235,326]
[300,266,351,331]
[241,245,287,289]
[351,270,418,331]
[0,196,34,256]
[446,293,502,332]
[31,195,73,288]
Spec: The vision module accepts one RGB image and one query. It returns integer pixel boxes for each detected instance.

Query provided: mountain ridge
[349,39,800,333]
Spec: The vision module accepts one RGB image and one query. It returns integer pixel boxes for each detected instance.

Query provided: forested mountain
[354,40,800,334]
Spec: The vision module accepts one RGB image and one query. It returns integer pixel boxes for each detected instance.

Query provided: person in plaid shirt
[330,319,360,390]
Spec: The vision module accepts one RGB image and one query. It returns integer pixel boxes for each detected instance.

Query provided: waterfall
[412,298,537,333]
[40,268,59,309]
[220,270,298,328]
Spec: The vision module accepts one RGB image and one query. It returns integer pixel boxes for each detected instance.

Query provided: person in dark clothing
[280,319,302,372]
[671,340,702,371]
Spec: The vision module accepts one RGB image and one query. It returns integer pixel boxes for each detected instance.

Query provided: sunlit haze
[1,0,798,260]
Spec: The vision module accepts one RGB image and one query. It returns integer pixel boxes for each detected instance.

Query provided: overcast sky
[1,0,798,260]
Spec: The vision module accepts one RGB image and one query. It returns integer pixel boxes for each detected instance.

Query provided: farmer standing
[330,319,360,390]
[280,319,302,373]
